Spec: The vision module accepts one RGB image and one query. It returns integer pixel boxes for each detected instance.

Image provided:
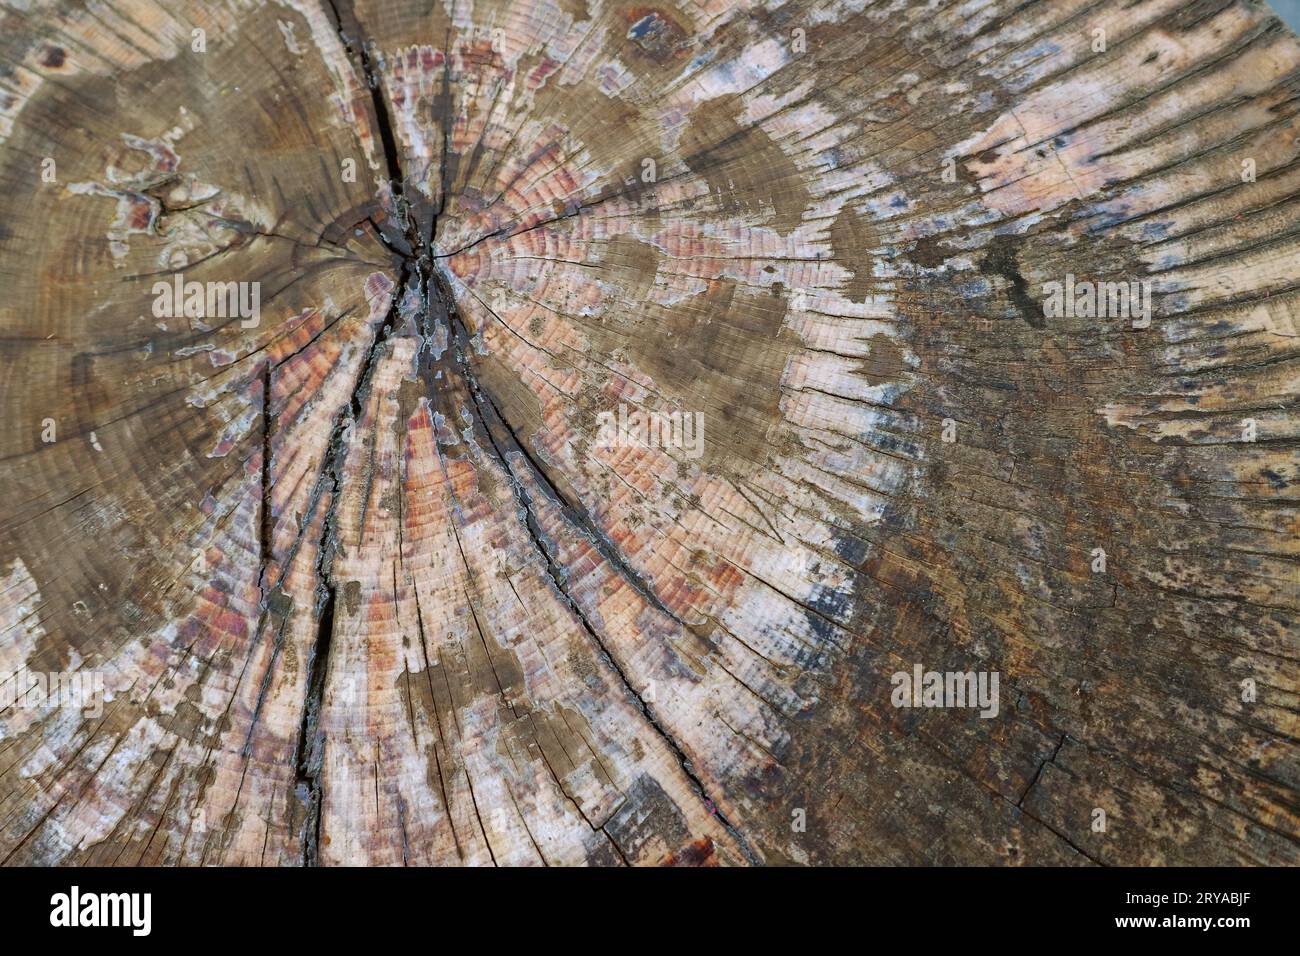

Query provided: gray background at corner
[1270,0,1300,32]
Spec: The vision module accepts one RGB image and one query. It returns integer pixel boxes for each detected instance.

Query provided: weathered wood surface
[0,0,1297,866]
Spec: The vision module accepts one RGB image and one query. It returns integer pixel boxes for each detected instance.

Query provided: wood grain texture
[0,0,1297,866]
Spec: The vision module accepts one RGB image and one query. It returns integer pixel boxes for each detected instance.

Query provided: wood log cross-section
[0,0,1297,867]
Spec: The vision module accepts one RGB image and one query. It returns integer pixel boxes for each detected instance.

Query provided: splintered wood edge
[0,0,1296,865]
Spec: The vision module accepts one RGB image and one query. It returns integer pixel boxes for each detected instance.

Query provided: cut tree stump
[0,0,1297,866]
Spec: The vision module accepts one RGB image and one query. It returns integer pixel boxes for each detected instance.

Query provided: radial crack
[425,267,762,865]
